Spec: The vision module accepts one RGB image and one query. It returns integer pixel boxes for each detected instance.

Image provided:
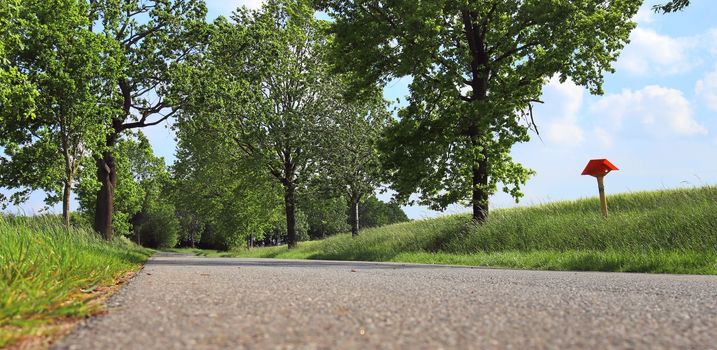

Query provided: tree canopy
[173,0,356,248]
[317,84,390,236]
[86,0,207,240]
[0,0,118,225]
[321,0,641,222]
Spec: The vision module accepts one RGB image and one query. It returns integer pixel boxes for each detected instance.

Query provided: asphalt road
[54,252,717,350]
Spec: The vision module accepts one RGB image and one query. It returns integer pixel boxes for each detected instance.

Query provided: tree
[299,191,349,240]
[321,0,641,223]
[173,0,335,248]
[654,0,689,13]
[0,0,115,226]
[231,0,332,249]
[175,208,204,248]
[77,131,168,238]
[171,46,283,250]
[170,118,281,250]
[319,87,390,236]
[88,0,206,240]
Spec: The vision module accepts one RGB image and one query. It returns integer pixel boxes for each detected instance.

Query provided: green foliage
[315,80,390,232]
[175,0,331,188]
[266,209,310,244]
[79,0,208,239]
[0,135,63,206]
[0,0,117,215]
[653,0,690,13]
[0,0,37,126]
[232,186,717,274]
[175,209,205,248]
[0,215,150,347]
[92,0,208,121]
[137,202,179,249]
[171,94,282,249]
[321,0,642,218]
[77,132,172,238]
[299,192,349,239]
[359,196,409,229]
[171,0,345,248]
[320,91,389,191]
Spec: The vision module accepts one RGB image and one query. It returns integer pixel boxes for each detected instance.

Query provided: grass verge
[228,186,717,274]
[0,216,152,348]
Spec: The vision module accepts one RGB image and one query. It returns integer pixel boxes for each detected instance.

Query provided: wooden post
[596,175,608,218]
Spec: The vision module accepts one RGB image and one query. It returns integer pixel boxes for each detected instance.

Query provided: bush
[136,204,179,249]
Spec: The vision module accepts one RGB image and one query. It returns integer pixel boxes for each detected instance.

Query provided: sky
[5,0,717,219]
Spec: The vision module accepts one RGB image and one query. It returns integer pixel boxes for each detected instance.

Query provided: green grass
[228,186,717,274]
[0,216,152,347]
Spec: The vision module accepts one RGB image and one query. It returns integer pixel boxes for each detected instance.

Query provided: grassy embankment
[0,216,151,348]
[230,186,717,274]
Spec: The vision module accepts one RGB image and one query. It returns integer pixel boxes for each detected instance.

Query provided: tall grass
[234,186,717,274]
[0,215,151,347]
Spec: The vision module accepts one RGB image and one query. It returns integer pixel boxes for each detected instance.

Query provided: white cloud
[590,85,707,136]
[707,28,717,57]
[616,28,697,76]
[633,6,655,25]
[546,122,584,146]
[539,77,585,146]
[593,127,614,148]
[695,68,717,111]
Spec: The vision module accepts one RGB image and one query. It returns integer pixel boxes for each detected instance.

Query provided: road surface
[55,252,717,349]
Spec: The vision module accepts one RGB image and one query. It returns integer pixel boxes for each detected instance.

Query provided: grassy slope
[0,217,152,347]
[231,186,717,274]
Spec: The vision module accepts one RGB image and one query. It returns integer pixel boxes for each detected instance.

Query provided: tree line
[1,0,643,249]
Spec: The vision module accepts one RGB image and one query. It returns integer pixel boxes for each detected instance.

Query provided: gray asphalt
[54,252,717,350]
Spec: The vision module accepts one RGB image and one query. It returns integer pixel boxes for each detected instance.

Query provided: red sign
[581,159,618,177]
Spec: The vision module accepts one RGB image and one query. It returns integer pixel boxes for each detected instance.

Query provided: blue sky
[6,0,717,219]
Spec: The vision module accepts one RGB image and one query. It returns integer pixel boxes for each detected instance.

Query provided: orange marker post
[581,159,619,218]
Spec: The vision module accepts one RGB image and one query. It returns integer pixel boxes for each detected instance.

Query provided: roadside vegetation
[2,0,644,253]
[0,3,712,344]
[229,186,717,274]
[0,0,709,348]
[0,216,151,348]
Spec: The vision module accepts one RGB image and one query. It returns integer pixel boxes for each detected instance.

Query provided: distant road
[55,252,717,349]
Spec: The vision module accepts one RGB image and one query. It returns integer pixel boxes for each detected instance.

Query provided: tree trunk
[471,154,489,223]
[62,178,72,227]
[94,149,116,240]
[462,8,491,223]
[349,196,360,237]
[284,183,297,249]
